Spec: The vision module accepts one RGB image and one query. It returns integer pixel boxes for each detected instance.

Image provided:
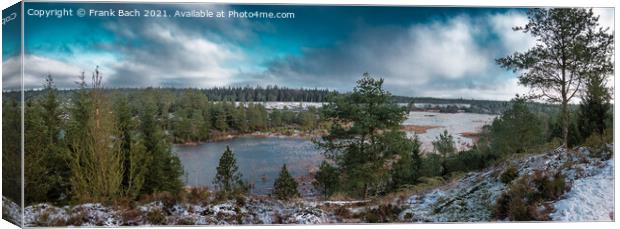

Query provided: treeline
[19,86,334,103]
[15,86,558,115]
[111,88,321,144]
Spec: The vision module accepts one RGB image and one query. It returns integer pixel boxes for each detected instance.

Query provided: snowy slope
[400,145,614,222]
[550,158,614,221]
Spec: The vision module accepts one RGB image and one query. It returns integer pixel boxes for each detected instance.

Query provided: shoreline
[173,130,324,146]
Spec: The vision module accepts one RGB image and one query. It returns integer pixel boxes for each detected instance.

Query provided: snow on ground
[550,158,614,221]
[400,145,614,222]
[14,197,328,226]
[234,102,326,111]
[2,196,21,226]
[403,111,496,151]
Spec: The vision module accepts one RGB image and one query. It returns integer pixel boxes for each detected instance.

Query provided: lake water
[404,112,496,152]
[173,111,497,196]
[173,136,323,196]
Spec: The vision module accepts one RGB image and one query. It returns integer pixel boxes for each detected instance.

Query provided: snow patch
[551,159,614,221]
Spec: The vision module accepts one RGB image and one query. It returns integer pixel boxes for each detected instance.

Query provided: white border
[1,1,618,229]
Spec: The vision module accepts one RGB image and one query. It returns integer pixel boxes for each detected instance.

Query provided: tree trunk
[561,101,569,148]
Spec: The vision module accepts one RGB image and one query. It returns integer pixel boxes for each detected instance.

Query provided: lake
[173,136,323,196]
[403,111,497,152]
[173,111,497,196]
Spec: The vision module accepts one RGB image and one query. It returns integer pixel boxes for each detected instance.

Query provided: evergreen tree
[318,73,408,198]
[432,130,456,176]
[214,107,229,132]
[273,164,300,200]
[190,109,208,141]
[65,68,124,203]
[24,100,51,204]
[490,97,545,154]
[40,74,70,203]
[497,8,614,147]
[2,98,21,204]
[114,94,134,193]
[141,100,184,194]
[213,146,246,195]
[578,73,612,139]
[174,108,192,143]
[390,135,422,190]
[313,161,339,199]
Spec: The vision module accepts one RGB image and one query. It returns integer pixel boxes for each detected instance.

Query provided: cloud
[3,55,84,90]
[262,12,535,99]
[104,21,245,88]
[489,11,537,53]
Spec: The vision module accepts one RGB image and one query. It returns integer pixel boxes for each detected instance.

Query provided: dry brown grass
[401,125,443,134]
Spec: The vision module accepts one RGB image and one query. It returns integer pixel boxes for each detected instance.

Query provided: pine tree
[40,74,70,203]
[65,68,124,203]
[432,130,455,176]
[390,135,422,190]
[215,107,229,132]
[578,73,612,140]
[497,8,614,147]
[141,100,184,194]
[2,98,21,204]
[213,146,246,195]
[114,94,134,193]
[313,161,338,199]
[273,164,300,200]
[24,100,51,204]
[174,108,192,143]
[317,73,408,198]
[490,97,545,154]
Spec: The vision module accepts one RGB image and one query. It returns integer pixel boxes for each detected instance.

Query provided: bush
[358,204,402,223]
[500,166,519,184]
[494,170,568,221]
[334,206,352,218]
[146,208,167,225]
[583,129,613,160]
[182,187,210,205]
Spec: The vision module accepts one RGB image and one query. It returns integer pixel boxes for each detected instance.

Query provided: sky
[2,3,615,100]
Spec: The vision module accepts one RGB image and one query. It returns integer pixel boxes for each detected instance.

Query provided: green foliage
[432,130,455,157]
[548,113,582,147]
[140,98,184,195]
[443,147,497,175]
[313,161,339,199]
[578,72,612,141]
[65,69,124,203]
[389,135,422,191]
[273,164,300,200]
[213,146,247,197]
[497,8,614,146]
[419,154,443,178]
[489,97,546,155]
[317,73,408,198]
[432,130,455,176]
[2,98,21,204]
